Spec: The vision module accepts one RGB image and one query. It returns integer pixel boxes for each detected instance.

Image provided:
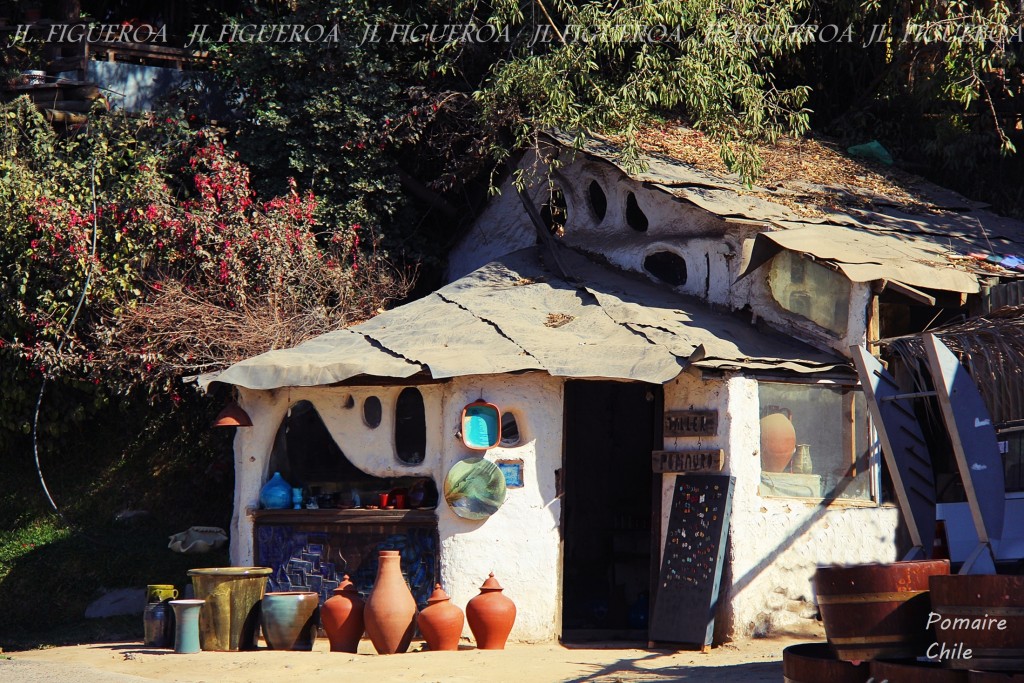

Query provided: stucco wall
[231,373,564,643]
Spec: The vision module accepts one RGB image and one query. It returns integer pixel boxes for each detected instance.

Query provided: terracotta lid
[479,572,504,592]
[334,574,359,596]
[426,583,451,604]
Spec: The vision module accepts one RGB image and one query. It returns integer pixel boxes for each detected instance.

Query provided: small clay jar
[363,550,417,654]
[417,584,464,651]
[466,572,515,650]
[321,575,365,653]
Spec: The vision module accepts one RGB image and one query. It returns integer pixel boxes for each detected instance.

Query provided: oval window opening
[644,251,688,286]
[588,180,607,222]
[363,396,382,429]
[500,412,521,447]
[395,388,426,465]
[540,184,568,237]
[625,192,648,232]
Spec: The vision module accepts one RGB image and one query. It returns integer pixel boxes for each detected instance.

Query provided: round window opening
[588,180,607,222]
[362,396,382,428]
[625,192,648,232]
[500,412,521,447]
[644,250,688,286]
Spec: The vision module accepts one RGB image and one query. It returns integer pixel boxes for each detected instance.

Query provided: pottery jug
[417,584,464,651]
[260,591,319,650]
[760,413,797,472]
[466,572,515,650]
[259,472,292,509]
[363,550,417,654]
[321,575,365,653]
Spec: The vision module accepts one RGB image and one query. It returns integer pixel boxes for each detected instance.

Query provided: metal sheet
[851,346,936,557]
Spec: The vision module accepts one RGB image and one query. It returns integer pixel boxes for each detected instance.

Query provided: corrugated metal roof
[203,246,846,391]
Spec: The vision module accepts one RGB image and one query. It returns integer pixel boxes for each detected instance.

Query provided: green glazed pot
[260,591,319,651]
[187,567,272,651]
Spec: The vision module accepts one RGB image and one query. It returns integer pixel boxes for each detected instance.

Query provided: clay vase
[321,575,365,653]
[466,572,516,650]
[260,591,319,651]
[363,550,417,654]
[760,412,797,472]
[417,584,464,651]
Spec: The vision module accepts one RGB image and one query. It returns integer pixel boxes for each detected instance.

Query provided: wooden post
[844,389,856,478]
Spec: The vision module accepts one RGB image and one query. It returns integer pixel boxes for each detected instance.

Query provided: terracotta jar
[466,572,515,650]
[363,550,417,654]
[321,575,365,653]
[760,412,797,472]
[417,584,464,651]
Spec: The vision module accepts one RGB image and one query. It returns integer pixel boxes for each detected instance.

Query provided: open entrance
[561,381,661,642]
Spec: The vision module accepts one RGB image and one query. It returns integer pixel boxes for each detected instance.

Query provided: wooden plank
[663,410,718,437]
[652,449,724,473]
[649,474,735,648]
[851,346,935,556]
[252,508,437,525]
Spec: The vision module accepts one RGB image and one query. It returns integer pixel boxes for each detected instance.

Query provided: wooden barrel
[814,559,950,661]
[929,575,1024,671]
[871,659,969,682]
[969,672,1024,682]
[783,642,869,683]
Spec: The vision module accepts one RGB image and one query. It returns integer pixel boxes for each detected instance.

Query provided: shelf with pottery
[249,507,437,525]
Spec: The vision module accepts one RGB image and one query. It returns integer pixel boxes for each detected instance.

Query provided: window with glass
[768,250,850,336]
[758,382,873,502]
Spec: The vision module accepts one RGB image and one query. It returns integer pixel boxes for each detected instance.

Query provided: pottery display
[321,575,365,653]
[417,584,464,651]
[187,567,273,651]
[259,472,292,509]
[363,550,417,654]
[260,591,319,651]
[760,412,797,472]
[170,599,205,654]
[466,572,516,650]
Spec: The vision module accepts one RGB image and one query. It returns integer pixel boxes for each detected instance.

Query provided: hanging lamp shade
[212,402,252,427]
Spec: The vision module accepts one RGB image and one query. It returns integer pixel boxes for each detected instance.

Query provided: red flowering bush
[0,98,409,443]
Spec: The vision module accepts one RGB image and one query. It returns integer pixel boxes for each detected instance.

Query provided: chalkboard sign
[649,474,735,648]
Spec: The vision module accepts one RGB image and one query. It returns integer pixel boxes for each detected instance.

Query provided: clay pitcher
[417,584,464,651]
[466,572,515,650]
[321,575,365,653]
[363,550,417,654]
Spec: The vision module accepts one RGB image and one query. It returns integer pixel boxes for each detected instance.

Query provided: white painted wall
[231,373,564,643]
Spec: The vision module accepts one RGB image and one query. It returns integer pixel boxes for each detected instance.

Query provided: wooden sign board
[652,449,724,473]
[649,474,735,648]
[664,410,718,437]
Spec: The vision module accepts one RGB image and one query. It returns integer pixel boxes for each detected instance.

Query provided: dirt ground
[2,629,823,683]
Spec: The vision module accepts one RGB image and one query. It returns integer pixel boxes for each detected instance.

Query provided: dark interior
[561,380,660,641]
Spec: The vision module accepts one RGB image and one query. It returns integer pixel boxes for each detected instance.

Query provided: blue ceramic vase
[259,472,291,509]
[170,599,205,654]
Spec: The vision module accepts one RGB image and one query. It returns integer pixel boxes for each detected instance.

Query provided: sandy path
[3,634,817,683]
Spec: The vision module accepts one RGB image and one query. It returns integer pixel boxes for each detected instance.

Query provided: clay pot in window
[760,412,797,472]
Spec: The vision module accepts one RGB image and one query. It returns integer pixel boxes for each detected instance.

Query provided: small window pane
[363,396,382,429]
[500,412,521,447]
[768,250,850,335]
[758,383,872,501]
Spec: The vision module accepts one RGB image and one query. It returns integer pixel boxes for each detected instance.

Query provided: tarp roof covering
[204,246,847,391]
[556,134,1024,295]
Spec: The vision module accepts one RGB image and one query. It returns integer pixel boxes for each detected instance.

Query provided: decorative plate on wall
[444,457,507,520]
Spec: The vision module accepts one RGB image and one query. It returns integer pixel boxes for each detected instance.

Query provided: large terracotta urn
[417,584,464,651]
[466,572,515,650]
[760,412,797,472]
[260,591,319,651]
[363,550,417,654]
[321,575,365,653]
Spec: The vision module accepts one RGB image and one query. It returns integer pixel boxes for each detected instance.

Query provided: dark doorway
[561,381,661,641]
